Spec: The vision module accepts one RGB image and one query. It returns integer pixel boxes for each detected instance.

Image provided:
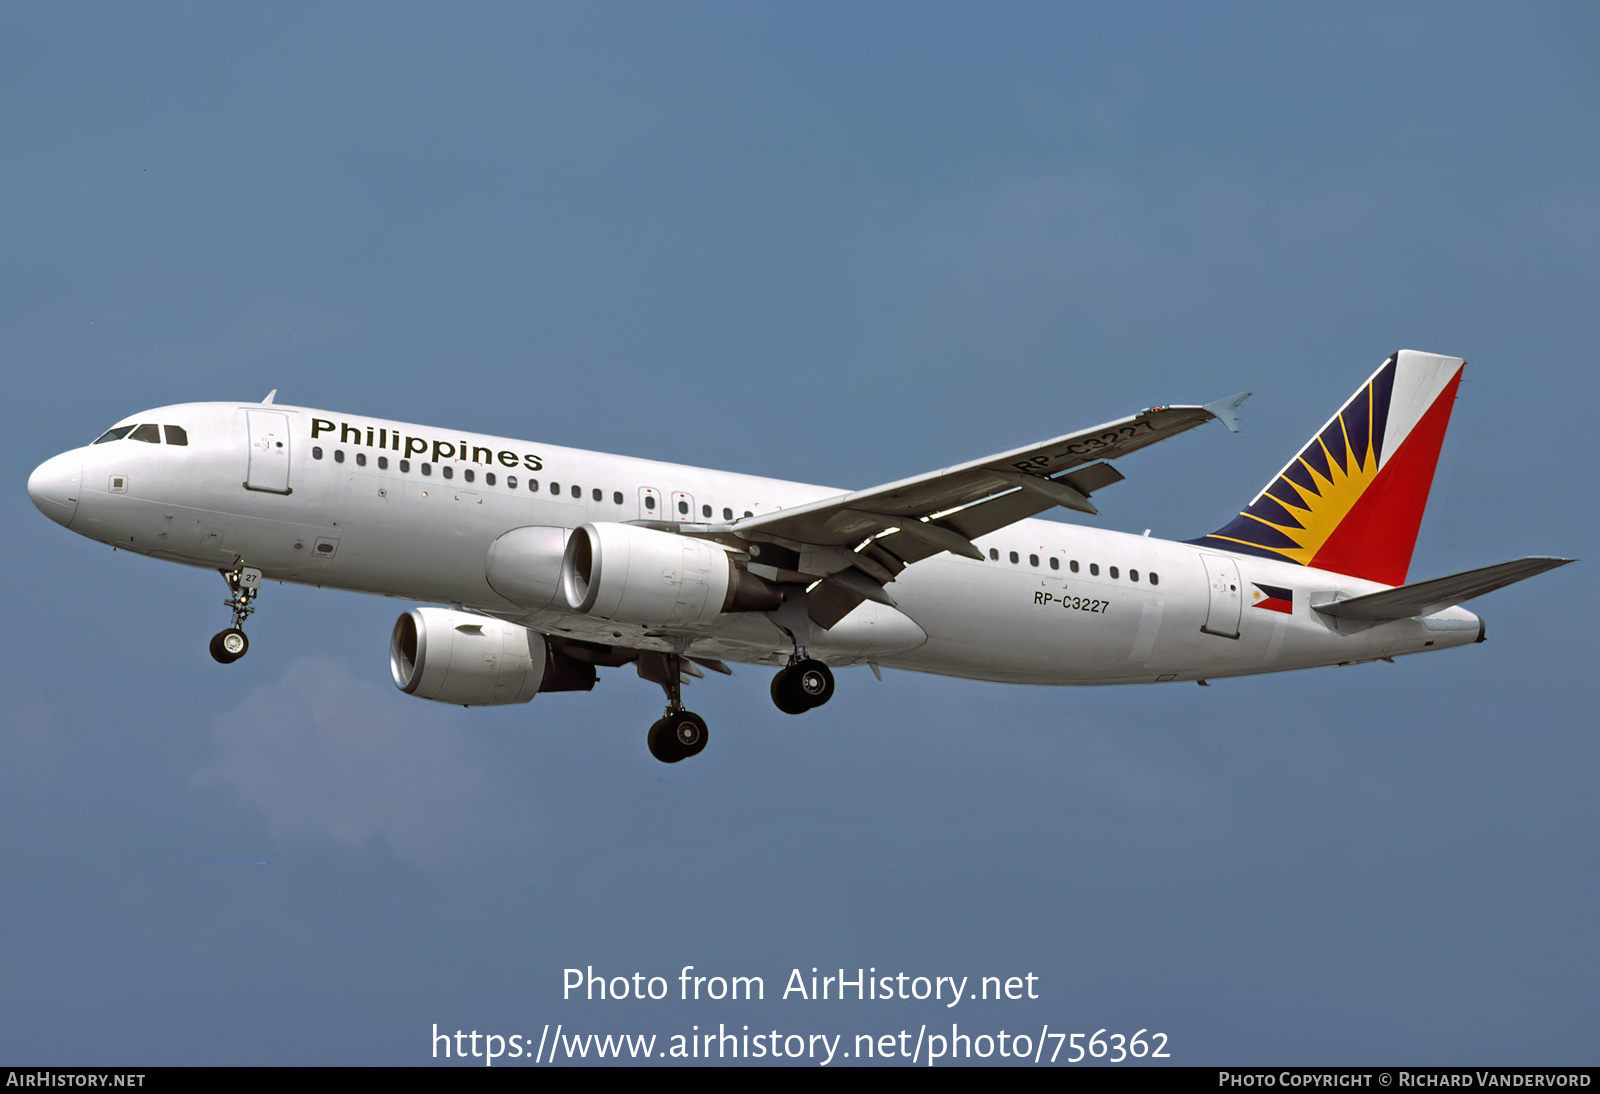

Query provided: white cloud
[194,657,492,870]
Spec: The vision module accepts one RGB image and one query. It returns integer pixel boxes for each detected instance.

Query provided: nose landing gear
[771,657,835,715]
[210,563,262,664]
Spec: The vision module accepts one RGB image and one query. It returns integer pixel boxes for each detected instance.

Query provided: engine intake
[561,522,780,625]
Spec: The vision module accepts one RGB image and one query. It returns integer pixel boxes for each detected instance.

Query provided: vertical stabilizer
[1189,350,1465,586]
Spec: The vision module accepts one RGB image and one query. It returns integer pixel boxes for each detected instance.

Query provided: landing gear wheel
[647,718,682,763]
[793,659,835,708]
[670,711,708,757]
[772,659,834,714]
[647,711,709,763]
[209,628,249,664]
[771,667,809,715]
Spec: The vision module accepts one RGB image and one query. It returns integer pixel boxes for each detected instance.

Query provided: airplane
[26,350,1572,763]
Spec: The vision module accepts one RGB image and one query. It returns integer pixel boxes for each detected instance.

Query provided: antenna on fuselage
[261,390,277,404]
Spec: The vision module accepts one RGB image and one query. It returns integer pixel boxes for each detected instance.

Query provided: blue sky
[3,2,1596,1065]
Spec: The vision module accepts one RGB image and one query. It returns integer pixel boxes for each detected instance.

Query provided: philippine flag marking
[1251,582,1293,614]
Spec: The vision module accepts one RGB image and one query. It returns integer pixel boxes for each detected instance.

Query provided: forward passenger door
[244,411,291,494]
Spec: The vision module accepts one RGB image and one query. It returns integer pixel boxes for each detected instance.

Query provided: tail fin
[1190,350,1465,586]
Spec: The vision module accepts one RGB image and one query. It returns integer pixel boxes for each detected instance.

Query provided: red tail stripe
[1308,369,1462,585]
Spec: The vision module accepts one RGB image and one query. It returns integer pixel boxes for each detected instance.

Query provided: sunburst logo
[1235,412,1381,565]
[1195,359,1391,566]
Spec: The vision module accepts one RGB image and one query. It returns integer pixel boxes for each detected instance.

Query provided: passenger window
[422,463,432,476]
[334,450,345,463]
[1089,563,1099,576]
[1049,557,1059,570]
[130,423,160,443]
[1149,572,1160,586]
[378,456,388,470]
[1008,551,1019,564]
[463,468,474,482]
[485,472,495,486]
[613,492,623,504]
[1109,566,1118,579]
[571,484,580,498]
[528,479,538,491]
[312,446,324,460]
[93,426,135,444]
[702,504,712,518]
[507,475,517,489]
[722,507,732,521]
[645,495,656,510]
[1070,560,1079,573]
[744,511,753,518]
[399,459,410,472]
[1029,554,1038,567]
[356,452,366,467]
[989,548,999,560]
[163,425,188,446]
[678,500,688,515]
[1130,569,1139,582]
[442,465,453,480]
[549,481,559,494]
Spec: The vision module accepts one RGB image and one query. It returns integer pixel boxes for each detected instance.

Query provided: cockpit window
[163,425,188,446]
[93,425,135,444]
[129,423,161,443]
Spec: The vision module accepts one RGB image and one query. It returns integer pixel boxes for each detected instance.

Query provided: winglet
[1204,391,1251,433]
[262,389,277,405]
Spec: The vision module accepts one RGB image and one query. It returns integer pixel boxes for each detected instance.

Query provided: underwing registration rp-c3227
[27,350,1571,763]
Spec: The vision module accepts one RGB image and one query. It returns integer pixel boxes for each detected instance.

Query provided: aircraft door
[244,410,292,494]
[638,487,662,520]
[670,491,695,522]
[1199,553,1242,638]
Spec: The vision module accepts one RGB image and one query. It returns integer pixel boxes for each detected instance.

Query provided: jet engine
[390,607,553,706]
[485,525,568,609]
[561,522,780,626]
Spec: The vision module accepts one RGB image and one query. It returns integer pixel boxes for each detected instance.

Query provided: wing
[727,395,1248,628]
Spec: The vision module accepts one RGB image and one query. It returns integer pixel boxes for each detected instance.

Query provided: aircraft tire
[210,628,249,664]
[647,718,684,763]
[793,659,835,708]
[770,668,811,715]
[671,711,708,757]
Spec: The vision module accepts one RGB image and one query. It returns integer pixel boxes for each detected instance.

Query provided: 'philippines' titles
[309,418,542,472]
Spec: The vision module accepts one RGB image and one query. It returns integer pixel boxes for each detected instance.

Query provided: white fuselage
[29,401,1484,685]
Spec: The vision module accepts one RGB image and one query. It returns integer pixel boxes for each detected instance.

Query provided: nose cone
[28,452,82,527]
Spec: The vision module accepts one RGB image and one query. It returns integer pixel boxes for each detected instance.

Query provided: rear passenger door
[1199,554,1242,638]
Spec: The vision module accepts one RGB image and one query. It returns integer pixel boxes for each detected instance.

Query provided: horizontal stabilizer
[1313,556,1574,621]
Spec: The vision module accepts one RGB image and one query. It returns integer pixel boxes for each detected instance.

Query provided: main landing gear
[639,651,709,764]
[209,563,262,664]
[770,656,835,715]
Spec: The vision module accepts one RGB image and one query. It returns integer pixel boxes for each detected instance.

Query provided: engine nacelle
[561,522,780,626]
[485,525,569,609]
[390,607,547,706]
